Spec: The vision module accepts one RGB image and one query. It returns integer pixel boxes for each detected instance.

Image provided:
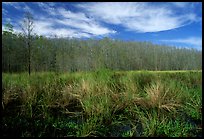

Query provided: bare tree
[20,11,34,75]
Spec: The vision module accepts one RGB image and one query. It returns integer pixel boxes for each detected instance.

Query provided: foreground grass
[2,70,202,137]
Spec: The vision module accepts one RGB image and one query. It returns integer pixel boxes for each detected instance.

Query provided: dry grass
[2,71,202,137]
[143,81,181,112]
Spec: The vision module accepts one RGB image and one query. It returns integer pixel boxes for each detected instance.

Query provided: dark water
[108,120,143,137]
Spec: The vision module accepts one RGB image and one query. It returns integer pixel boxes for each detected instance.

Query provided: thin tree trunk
[28,41,31,75]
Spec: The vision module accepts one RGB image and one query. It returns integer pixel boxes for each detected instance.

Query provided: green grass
[2,70,202,137]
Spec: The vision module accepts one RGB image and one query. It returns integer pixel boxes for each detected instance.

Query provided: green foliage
[155,119,193,137]
[2,14,202,137]
[2,27,202,73]
[2,71,202,137]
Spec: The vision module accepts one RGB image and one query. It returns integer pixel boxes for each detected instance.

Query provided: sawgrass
[2,70,202,137]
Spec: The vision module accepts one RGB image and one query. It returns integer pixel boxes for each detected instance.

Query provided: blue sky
[2,2,202,50]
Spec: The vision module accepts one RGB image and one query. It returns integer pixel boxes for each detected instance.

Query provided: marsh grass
[2,70,202,137]
[143,80,182,112]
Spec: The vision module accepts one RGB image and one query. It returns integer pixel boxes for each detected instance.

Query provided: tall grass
[2,70,202,137]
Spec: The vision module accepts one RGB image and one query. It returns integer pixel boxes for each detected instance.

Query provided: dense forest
[2,23,202,73]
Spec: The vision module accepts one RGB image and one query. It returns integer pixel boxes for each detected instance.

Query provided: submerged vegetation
[2,70,202,137]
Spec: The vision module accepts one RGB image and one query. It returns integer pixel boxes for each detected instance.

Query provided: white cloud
[14,18,96,38]
[56,7,116,36]
[170,2,189,8]
[56,18,115,36]
[2,2,115,38]
[4,2,23,10]
[58,7,92,22]
[5,2,199,39]
[160,37,202,50]
[77,2,144,24]
[23,5,34,13]
[17,19,61,37]
[2,25,5,32]
[32,20,54,36]
[2,8,8,15]
[30,6,116,38]
[2,2,14,5]
[2,2,34,14]
[4,17,11,23]
[37,2,57,16]
[77,2,200,33]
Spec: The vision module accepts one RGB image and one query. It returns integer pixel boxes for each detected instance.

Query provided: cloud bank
[161,37,202,50]
[77,2,199,33]
[2,2,201,41]
[3,2,116,38]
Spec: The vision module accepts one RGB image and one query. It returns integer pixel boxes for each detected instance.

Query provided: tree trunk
[28,41,31,75]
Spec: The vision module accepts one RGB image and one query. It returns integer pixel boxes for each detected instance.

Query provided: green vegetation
[2,70,202,137]
[2,21,202,73]
[2,12,202,137]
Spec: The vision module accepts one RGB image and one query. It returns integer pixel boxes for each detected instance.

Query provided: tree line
[2,13,202,73]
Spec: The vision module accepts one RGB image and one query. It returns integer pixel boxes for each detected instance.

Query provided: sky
[2,2,202,50]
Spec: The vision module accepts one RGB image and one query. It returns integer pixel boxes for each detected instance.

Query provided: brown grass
[143,81,181,112]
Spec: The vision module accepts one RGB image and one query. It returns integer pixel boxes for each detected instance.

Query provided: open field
[2,70,202,137]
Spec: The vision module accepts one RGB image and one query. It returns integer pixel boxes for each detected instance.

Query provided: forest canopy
[2,23,202,73]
